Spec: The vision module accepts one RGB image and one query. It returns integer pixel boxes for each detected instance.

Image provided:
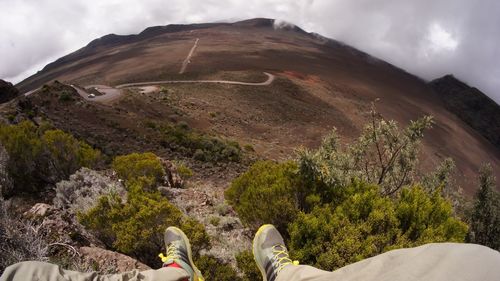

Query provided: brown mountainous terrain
[13,18,500,195]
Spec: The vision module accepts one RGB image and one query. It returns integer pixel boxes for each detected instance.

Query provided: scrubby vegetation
[236,250,262,281]
[0,198,49,272]
[467,164,500,250]
[175,162,194,180]
[225,161,301,233]
[112,152,165,189]
[159,122,242,162]
[79,153,210,266]
[0,121,101,197]
[194,255,241,281]
[79,184,209,266]
[226,111,471,274]
[288,183,466,270]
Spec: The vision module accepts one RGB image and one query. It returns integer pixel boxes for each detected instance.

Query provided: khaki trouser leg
[277,243,500,281]
[0,261,189,281]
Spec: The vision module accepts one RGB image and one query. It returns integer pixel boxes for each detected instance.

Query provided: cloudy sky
[1,0,499,102]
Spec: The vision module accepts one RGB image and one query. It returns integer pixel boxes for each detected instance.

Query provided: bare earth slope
[15,18,500,195]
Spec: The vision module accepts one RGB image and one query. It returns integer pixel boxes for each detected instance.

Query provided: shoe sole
[165,226,204,281]
[252,224,274,281]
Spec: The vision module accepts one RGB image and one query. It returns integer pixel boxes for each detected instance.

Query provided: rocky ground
[1,156,251,273]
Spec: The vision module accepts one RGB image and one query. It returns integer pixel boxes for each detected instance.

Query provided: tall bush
[298,110,433,196]
[467,164,500,250]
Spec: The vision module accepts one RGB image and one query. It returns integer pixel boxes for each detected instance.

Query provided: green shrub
[227,113,468,273]
[194,255,241,281]
[58,91,73,102]
[236,250,262,281]
[298,109,434,196]
[225,161,301,233]
[467,164,500,250]
[209,216,221,226]
[78,183,210,266]
[160,123,242,162]
[396,186,468,245]
[215,202,231,216]
[42,130,101,179]
[288,182,467,271]
[243,144,255,152]
[0,121,43,192]
[176,163,193,179]
[0,121,100,196]
[112,152,165,189]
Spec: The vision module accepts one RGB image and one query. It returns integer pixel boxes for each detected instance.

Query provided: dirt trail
[179,38,199,74]
[116,72,275,88]
[25,72,275,104]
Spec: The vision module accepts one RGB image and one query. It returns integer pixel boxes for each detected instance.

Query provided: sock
[165,262,189,281]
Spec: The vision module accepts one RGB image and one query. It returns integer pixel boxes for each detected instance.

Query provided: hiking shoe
[159,226,204,281]
[253,224,299,281]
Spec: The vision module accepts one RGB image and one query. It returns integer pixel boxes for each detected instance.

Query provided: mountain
[0,80,20,104]
[13,18,500,195]
[430,75,500,149]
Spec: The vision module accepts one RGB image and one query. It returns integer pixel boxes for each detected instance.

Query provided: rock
[79,247,151,272]
[24,203,53,218]
[160,159,184,189]
[0,79,20,103]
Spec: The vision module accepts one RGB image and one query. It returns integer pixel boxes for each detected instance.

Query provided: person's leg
[0,261,189,281]
[253,224,500,281]
[1,226,202,281]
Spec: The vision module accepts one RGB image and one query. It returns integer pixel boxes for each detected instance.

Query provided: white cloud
[1,0,499,103]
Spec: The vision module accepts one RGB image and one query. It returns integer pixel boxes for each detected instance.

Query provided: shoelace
[158,243,180,263]
[272,244,299,273]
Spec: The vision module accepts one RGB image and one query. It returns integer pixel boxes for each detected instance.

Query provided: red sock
[165,262,189,281]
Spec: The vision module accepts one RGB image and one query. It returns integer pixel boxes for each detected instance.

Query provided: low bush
[288,182,467,271]
[43,130,101,179]
[194,255,241,281]
[78,182,210,266]
[225,161,301,233]
[159,123,242,162]
[112,152,165,189]
[176,163,193,179]
[236,250,262,281]
[0,121,101,197]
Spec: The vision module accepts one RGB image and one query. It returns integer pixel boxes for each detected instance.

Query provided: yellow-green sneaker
[159,226,204,281]
[253,224,298,281]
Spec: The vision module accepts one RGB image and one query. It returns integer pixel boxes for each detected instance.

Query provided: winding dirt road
[74,72,275,103]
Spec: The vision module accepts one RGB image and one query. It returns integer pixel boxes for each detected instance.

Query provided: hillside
[13,18,500,195]
[430,75,500,149]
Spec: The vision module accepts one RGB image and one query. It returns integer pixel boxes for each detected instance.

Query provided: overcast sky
[1,0,499,103]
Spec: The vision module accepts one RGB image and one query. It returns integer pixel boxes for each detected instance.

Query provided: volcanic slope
[15,18,500,195]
